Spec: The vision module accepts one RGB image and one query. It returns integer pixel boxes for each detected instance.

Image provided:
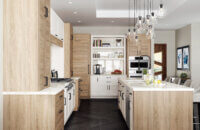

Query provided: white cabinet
[91,75,106,97]
[50,8,57,37]
[50,8,64,41]
[64,83,75,125]
[91,75,125,98]
[118,80,127,120]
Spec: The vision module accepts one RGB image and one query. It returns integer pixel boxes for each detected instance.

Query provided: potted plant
[180,73,188,79]
[143,69,148,80]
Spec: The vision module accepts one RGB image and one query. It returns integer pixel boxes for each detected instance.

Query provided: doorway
[154,44,167,80]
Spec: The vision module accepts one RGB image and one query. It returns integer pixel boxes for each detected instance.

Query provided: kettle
[51,70,58,79]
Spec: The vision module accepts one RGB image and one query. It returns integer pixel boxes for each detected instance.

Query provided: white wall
[0,0,3,129]
[175,25,191,77]
[191,23,200,84]
[51,45,64,78]
[153,30,176,77]
[73,26,176,77]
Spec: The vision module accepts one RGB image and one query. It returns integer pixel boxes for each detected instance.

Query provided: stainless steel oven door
[139,61,149,69]
[129,60,139,69]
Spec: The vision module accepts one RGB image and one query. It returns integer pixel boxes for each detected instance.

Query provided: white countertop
[119,78,194,91]
[3,82,67,95]
[71,77,81,80]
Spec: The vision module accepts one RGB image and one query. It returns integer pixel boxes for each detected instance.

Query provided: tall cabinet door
[39,0,51,90]
[73,34,91,99]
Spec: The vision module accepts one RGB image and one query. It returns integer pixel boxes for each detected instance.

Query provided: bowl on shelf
[111,69,122,75]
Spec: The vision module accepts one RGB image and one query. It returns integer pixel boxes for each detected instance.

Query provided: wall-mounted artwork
[177,46,190,70]
[177,48,183,70]
[183,46,190,69]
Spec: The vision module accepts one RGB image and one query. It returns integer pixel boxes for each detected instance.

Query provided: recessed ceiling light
[111,21,115,23]
[77,20,81,23]
[73,11,77,14]
[68,1,72,4]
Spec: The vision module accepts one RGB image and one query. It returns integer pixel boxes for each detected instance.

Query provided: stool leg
[194,103,200,130]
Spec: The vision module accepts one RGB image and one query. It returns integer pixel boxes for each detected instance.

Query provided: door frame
[154,44,167,80]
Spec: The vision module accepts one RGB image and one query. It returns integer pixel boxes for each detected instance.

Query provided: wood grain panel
[74,79,80,111]
[39,0,51,90]
[3,91,64,130]
[3,0,50,91]
[50,34,63,47]
[64,23,73,78]
[132,91,193,130]
[73,34,91,99]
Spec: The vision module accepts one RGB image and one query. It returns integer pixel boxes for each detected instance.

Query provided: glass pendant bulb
[138,16,142,25]
[151,12,157,24]
[158,4,165,17]
[127,28,131,36]
[135,35,138,42]
[133,28,137,36]
[146,15,151,25]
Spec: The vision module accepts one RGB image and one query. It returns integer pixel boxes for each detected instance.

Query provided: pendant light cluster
[127,0,166,41]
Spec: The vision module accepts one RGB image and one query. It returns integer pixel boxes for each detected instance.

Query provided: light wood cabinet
[3,91,64,130]
[126,35,151,76]
[74,79,80,111]
[3,0,51,91]
[73,34,91,99]
[64,23,73,78]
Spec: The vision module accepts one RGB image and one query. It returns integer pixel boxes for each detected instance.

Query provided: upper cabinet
[3,0,51,91]
[50,8,64,41]
[64,23,73,78]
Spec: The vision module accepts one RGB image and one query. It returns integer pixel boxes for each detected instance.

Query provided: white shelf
[91,35,126,75]
[92,58,124,60]
[92,47,124,49]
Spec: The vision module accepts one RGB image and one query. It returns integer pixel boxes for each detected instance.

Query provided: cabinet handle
[97,77,98,82]
[88,64,90,74]
[59,95,63,98]
[44,6,48,18]
[64,97,66,105]
[59,110,63,114]
[122,93,124,100]
[44,76,48,86]
[69,93,71,100]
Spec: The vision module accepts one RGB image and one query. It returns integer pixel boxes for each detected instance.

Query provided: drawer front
[56,115,64,130]
[55,102,64,128]
[55,91,64,128]
[56,90,64,106]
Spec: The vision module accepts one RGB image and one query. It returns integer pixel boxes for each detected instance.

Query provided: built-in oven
[128,56,150,78]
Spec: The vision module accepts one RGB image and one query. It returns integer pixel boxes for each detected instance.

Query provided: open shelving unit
[91,35,126,75]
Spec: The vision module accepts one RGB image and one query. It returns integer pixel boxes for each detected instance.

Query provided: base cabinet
[118,80,193,130]
[3,91,64,130]
[64,84,75,125]
[91,75,125,98]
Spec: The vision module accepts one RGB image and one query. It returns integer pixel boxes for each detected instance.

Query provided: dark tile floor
[64,99,128,130]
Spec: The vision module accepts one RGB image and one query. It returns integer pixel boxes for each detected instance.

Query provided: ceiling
[51,0,200,30]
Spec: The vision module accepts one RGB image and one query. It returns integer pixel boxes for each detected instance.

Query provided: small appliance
[128,56,150,78]
[93,64,102,75]
[51,70,58,79]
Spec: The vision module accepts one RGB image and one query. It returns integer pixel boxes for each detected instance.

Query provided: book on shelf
[93,39,102,47]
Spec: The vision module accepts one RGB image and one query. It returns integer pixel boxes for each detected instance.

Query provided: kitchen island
[118,78,194,130]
